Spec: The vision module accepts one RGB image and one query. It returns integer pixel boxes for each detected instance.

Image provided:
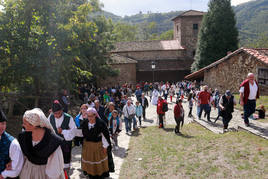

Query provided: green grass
[119,124,268,179]
[234,94,268,123]
[234,94,268,112]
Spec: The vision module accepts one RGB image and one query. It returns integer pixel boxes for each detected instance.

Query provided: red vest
[240,79,259,104]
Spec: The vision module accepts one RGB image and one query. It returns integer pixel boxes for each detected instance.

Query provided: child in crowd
[74,104,88,146]
[256,105,266,119]
[174,99,184,134]
[188,93,194,117]
[135,101,143,127]
[108,110,122,150]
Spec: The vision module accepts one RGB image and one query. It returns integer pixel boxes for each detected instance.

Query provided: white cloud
[231,0,253,6]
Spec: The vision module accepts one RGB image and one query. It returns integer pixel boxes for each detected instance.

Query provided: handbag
[126,106,135,119]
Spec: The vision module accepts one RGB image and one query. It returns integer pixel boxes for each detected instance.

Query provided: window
[192,50,196,57]
[258,68,268,86]
[176,25,179,32]
[193,24,198,30]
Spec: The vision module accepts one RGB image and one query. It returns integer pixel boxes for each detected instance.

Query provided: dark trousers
[198,104,210,121]
[188,107,193,117]
[158,114,164,127]
[138,116,142,126]
[243,100,256,124]
[222,112,232,129]
[174,117,184,133]
[142,106,146,119]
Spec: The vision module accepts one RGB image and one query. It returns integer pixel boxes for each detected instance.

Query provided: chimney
[227,51,232,55]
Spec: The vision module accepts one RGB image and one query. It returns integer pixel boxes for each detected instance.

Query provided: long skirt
[19,159,65,179]
[82,140,109,178]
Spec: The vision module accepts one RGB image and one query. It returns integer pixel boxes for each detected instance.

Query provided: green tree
[0,0,115,95]
[113,22,138,42]
[246,33,268,48]
[191,0,238,71]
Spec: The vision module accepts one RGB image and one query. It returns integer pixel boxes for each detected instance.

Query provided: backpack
[162,101,168,112]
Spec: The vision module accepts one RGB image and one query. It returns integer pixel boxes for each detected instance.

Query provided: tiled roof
[243,48,268,64]
[185,48,268,80]
[110,54,137,64]
[112,40,185,52]
[171,10,205,21]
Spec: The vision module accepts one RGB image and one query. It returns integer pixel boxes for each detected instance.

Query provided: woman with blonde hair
[18,108,65,179]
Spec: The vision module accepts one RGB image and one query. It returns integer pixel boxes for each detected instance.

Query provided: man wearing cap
[0,108,24,179]
[219,90,236,132]
[48,100,76,176]
[239,73,259,127]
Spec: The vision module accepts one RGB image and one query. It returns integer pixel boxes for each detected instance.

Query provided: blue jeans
[133,117,137,129]
[243,100,256,124]
[198,104,210,121]
[124,117,132,132]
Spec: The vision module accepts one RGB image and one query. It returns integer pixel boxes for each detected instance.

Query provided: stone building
[185,48,268,95]
[101,10,205,86]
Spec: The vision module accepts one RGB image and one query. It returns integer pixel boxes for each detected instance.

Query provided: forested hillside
[98,0,268,46]
[234,0,268,46]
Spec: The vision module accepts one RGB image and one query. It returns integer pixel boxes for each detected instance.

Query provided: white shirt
[32,141,64,178]
[123,104,135,118]
[0,138,24,178]
[239,81,258,100]
[74,123,109,148]
[54,114,76,141]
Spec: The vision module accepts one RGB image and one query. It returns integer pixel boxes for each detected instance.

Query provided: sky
[100,0,253,17]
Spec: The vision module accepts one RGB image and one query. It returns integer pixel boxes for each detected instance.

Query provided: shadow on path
[112,146,128,158]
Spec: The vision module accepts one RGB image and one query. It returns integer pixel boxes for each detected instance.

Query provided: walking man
[139,93,149,120]
[239,73,259,127]
[219,90,236,132]
[49,100,76,176]
[198,85,212,122]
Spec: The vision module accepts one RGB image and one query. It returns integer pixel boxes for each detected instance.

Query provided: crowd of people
[0,73,266,179]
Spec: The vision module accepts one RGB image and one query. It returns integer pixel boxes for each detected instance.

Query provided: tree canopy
[0,0,116,95]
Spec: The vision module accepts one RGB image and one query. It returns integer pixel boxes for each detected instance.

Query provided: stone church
[99,10,205,86]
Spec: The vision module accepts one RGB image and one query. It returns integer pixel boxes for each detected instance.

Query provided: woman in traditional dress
[18,108,65,179]
[76,108,111,179]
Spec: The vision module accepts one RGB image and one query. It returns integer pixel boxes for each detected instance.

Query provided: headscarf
[86,107,100,119]
[23,108,55,133]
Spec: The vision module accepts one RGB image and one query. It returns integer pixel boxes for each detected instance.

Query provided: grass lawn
[120,124,268,179]
[234,94,268,112]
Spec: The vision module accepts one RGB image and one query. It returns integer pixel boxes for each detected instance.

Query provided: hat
[0,107,7,122]
[225,90,232,96]
[52,100,63,112]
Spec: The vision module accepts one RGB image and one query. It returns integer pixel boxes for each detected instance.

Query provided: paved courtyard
[70,95,268,179]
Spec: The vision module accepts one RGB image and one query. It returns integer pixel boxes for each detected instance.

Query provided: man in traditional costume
[0,108,24,179]
[48,100,76,175]
[18,108,65,179]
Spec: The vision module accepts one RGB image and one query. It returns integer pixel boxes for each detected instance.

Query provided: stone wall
[203,52,268,95]
[180,16,203,58]
[97,63,136,87]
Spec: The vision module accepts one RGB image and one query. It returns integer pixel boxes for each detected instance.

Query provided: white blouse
[0,138,24,178]
[32,141,64,178]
